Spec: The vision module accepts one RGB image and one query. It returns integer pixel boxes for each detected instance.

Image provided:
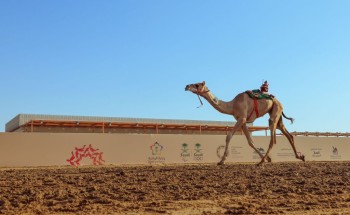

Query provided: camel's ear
[202,81,206,86]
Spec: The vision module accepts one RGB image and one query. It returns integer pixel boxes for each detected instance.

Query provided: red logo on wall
[66,144,105,166]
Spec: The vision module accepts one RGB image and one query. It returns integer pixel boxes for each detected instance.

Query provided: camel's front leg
[218,119,245,165]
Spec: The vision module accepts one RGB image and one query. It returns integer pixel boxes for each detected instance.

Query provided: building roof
[6,114,268,134]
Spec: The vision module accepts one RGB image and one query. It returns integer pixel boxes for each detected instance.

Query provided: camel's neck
[201,91,232,115]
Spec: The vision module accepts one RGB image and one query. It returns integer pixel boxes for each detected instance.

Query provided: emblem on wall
[332,146,338,155]
[311,148,322,158]
[148,141,165,164]
[217,145,228,159]
[150,141,163,156]
[66,144,105,166]
[193,143,203,161]
[330,146,341,159]
[181,143,204,162]
[181,143,191,162]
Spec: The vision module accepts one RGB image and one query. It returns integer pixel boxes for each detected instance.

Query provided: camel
[185,81,305,165]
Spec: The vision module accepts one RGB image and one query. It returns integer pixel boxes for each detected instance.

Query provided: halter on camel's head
[185,81,210,108]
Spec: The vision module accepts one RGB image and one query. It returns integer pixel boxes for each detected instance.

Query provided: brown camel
[185,81,305,165]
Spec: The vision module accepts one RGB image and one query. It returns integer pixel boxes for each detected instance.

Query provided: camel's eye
[195,84,199,88]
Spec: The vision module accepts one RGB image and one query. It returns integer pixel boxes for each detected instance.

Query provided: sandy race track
[1,162,350,214]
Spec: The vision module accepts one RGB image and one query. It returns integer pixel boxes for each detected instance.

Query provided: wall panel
[0,133,349,167]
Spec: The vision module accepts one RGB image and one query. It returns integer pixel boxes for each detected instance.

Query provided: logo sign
[330,146,341,159]
[181,143,191,162]
[217,145,243,159]
[311,148,322,158]
[217,145,227,159]
[148,141,165,164]
[66,144,105,166]
[181,143,204,162]
[193,143,203,161]
[230,146,243,159]
[150,141,163,156]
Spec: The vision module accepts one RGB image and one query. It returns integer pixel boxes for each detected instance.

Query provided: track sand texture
[1,162,350,214]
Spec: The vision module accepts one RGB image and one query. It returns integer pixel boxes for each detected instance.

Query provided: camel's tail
[282,112,294,124]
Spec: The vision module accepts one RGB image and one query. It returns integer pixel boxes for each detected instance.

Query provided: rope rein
[195,88,210,108]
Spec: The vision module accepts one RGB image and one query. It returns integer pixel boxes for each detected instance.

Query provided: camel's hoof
[299,155,305,162]
[257,161,264,166]
[267,157,272,162]
[217,161,225,166]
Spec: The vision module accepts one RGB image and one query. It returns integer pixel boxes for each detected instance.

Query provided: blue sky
[1,1,349,134]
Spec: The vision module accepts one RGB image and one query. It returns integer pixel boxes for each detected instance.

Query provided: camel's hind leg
[242,124,271,162]
[277,118,305,162]
[259,101,282,165]
[258,116,278,165]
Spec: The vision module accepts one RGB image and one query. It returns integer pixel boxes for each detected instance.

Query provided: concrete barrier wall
[0,132,349,167]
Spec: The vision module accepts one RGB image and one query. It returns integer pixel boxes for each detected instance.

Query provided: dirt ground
[1,162,350,215]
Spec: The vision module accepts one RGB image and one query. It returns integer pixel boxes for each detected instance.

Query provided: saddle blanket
[245,89,274,100]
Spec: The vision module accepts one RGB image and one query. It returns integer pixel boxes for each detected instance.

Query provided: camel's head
[185,81,209,95]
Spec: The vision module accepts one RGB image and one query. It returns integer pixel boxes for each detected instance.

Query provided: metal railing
[289,132,350,137]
